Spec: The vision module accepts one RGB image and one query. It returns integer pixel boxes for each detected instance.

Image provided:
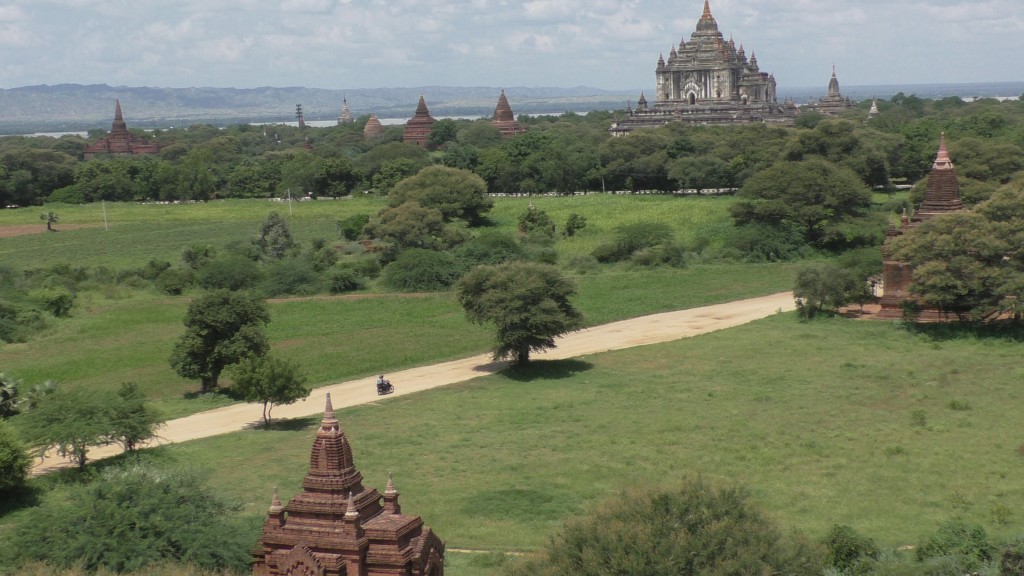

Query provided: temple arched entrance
[687,92,697,105]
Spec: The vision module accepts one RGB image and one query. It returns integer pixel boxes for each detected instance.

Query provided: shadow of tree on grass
[502,359,593,382]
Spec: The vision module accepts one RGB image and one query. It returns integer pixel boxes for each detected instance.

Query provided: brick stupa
[490,90,523,138]
[252,394,445,576]
[363,114,384,140]
[83,100,159,159]
[877,134,965,320]
[402,96,436,146]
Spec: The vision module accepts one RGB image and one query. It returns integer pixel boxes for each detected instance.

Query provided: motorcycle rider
[376,374,389,394]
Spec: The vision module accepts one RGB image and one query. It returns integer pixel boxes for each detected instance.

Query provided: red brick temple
[876,134,965,320]
[83,100,159,159]
[402,96,436,146]
[363,114,384,140]
[490,90,523,138]
[252,394,445,576]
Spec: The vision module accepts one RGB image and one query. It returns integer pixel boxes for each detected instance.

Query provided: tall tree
[456,262,582,365]
[109,382,164,452]
[19,386,115,469]
[0,421,30,493]
[230,355,309,427]
[255,211,296,259]
[169,290,270,392]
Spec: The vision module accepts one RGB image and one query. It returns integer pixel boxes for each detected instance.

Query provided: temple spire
[702,0,712,19]
[114,99,124,121]
[269,486,284,514]
[322,393,338,431]
[933,132,953,170]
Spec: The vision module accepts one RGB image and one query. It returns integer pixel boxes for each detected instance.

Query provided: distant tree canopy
[389,165,493,226]
[731,158,876,251]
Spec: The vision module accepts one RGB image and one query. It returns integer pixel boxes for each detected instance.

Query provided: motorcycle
[376,380,394,396]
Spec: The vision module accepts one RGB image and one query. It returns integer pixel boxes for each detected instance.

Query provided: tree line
[1,93,1022,207]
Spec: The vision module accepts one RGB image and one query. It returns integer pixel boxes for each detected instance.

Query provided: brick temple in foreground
[252,394,445,576]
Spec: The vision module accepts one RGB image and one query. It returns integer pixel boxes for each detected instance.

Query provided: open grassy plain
[8,313,1024,576]
[0,195,797,419]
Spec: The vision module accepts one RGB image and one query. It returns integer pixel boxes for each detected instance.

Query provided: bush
[518,207,556,237]
[503,475,823,576]
[382,249,464,291]
[155,267,194,295]
[337,213,370,241]
[794,263,860,319]
[29,287,75,317]
[455,230,523,268]
[823,524,879,572]
[727,223,809,262]
[591,221,674,263]
[328,268,366,293]
[916,520,991,564]
[0,421,30,493]
[564,213,587,237]
[260,258,323,297]
[8,464,254,573]
[197,255,263,291]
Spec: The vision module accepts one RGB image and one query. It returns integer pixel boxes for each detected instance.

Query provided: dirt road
[31,291,794,475]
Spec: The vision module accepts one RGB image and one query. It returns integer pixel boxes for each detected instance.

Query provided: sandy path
[31,291,794,475]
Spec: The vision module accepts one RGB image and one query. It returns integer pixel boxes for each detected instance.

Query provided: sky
[0,0,1022,92]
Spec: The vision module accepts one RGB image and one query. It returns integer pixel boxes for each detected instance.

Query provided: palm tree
[40,211,58,232]
[0,372,21,418]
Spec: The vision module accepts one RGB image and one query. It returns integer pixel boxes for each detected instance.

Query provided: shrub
[182,244,217,270]
[823,524,879,572]
[592,221,674,263]
[155,267,195,295]
[328,268,366,293]
[455,231,523,268]
[8,464,254,573]
[197,255,263,291]
[916,520,991,564]
[518,207,556,237]
[793,263,859,319]
[29,287,75,317]
[0,421,30,493]
[503,475,823,576]
[260,258,323,297]
[337,213,370,240]
[382,249,464,291]
[564,213,587,237]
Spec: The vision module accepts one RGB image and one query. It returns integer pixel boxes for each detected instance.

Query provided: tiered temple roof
[877,134,965,320]
[252,394,445,576]
[804,66,856,116]
[491,90,523,138]
[403,96,436,146]
[83,100,159,159]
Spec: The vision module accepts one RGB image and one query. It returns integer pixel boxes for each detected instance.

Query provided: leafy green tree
[8,464,253,572]
[39,211,58,232]
[109,382,163,452]
[337,213,370,241]
[197,253,263,291]
[169,290,270,392]
[255,211,296,259]
[230,355,309,427]
[731,158,874,249]
[0,420,30,493]
[365,201,447,252]
[503,476,823,576]
[793,263,860,319]
[389,165,493,225]
[564,213,587,237]
[823,524,879,573]
[428,118,459,149]
[667,154,734,190]
[19,386,115,469]
[29,286,75,317]
[517,205,556,237]
[457,262,582,365]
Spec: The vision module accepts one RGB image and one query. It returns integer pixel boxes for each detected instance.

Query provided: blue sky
[1,0,1021,91]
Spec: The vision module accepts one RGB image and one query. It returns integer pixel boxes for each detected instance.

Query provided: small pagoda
[338,98,355,125]
[252,394,445,576]
[363,114,384,140]
[490,90,523,138]
[402,96,436,146]
[876,134,964,320]
[83,100,159,159]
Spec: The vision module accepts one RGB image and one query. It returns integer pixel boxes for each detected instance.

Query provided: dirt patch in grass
[0,224,95,238]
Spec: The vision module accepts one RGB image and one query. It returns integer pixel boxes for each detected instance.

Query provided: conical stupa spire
[345,491,359,519]
[269,486,284,514]
[114,99,124,121]
[702,0,712,19]
[415,95,430,116]
[322,393,338,431]
[933,132,953,169]
[385,470,397,496]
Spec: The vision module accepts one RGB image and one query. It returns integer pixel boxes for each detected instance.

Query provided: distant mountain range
[1,81,1021,135]
[0,84,639,134]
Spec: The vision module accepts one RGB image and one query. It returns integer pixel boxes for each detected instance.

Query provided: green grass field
[8,314,1024,576]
